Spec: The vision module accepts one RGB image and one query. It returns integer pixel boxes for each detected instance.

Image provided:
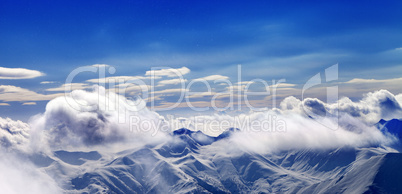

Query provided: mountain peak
[378,119,387,125]
[215,127,240,140]
[172,128,195,135]
[378,118,402,139]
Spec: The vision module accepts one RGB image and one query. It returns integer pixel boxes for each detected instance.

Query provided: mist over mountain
[2,1,402,193]
[1,87,402,193]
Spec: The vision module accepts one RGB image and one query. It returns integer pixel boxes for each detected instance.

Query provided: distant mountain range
[25,119,402,193]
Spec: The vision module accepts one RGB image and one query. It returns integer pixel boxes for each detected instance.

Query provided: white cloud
[185,91,217,99]
[86,75,154,84]
[152,88,189,95]
[40,81,55,84]
[345,77,402,84]
[236,81,255,85]
[0,117,30,150]
[340,77,402,96]
[30,86,169,149]
[22,102,36,106]
[0,152,62,194]
[224,81,256,92]
[280,89,402,124]
[224,112,391,154]
[166,109,393,154]
[271,83,296,88]
[193,75,229,81]
[157,78,187,86]
[45,83,91,92]
[396,93,402,105]
[0,86,399,174]
[289,77,402,108]
[0,103,10,106]
[112,83,152,94]
[0,67,44,79]
[226,84,246,91]
[145,67,190,77]
[0,85,62,102]
[167,89,402,141]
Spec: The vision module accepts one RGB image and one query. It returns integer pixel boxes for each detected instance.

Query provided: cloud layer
[166,89,402,154]
[0,85,61,102]
[0,67,44,79]
[0,152,61,194]
[280,89,402,124]
[0,117,30,150]
[145,67,190,77]
[1,87,401,153]
[0,88,400,194]
[29,86,169,149]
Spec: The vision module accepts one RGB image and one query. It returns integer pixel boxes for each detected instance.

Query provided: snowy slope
[24,121,402,194]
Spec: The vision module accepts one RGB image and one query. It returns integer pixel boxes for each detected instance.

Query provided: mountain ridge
[22,119,402,193]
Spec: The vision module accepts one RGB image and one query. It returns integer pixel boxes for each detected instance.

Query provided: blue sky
[0,0,402,120]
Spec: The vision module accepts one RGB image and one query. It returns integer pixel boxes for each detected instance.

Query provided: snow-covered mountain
[2,88,402,193]
[23,119,402,194]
